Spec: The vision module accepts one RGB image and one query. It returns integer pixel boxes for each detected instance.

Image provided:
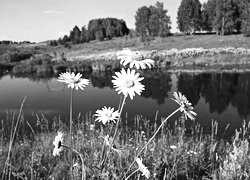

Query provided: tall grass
[1,96,26,180]
[1,109,250,179]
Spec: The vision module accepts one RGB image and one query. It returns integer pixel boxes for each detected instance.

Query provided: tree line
[177,0,250,36]
[56,18,130,46]
[52,0,250,46]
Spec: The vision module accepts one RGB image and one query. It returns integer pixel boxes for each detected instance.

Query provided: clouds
[44,10,65,15]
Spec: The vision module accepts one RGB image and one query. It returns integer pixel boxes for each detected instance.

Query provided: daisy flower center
[69,78,80,84]
[131,51,143,61]
[123,79,135,88]
[58,141,62,148]
[105,113,112,118]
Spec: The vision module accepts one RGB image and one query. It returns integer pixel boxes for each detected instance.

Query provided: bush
[243,29,250,37]
[31,54,52,65]
[4,50,32,62]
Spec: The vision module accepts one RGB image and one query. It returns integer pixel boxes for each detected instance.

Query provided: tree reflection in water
[140,70,172,104]
[1,71,250,137]
[177,72,250,118]
[90,70,250,119]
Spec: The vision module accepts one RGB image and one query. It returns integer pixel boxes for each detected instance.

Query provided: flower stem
[112,95,127,143]
[100,95,126,170]
[122,107,181,180]
[70,88,74,179]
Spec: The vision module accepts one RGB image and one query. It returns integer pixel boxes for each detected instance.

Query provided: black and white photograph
[1,0,250,179]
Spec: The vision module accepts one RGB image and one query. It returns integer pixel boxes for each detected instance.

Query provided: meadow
[1,34,250,75]
[1,104,250,180]
[1,35,250,179]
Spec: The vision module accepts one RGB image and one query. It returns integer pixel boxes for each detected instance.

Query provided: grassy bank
[1,111,250,180]
[1,35,250,75]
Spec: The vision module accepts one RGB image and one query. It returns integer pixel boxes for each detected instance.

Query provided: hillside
[1,34,250,74]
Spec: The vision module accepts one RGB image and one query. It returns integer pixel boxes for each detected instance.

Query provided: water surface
[0,71,250,137]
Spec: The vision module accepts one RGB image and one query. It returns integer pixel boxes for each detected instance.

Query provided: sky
[0,0,207,42]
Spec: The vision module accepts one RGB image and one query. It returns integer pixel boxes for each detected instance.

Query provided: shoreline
[1,47,250,75]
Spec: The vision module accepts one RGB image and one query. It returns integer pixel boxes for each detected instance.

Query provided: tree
[201,0,217,32]
[70,26,81,44]
[61,35,70,45]
[57,37,63,45]
[135,2,171,38]
[155,2,171,37]
[135,6,151,37]
[95,30,104,41]
[106,23,115,40]
[49,40,58,46]
[80,26,89,43]
[177,0,202,34]
[213,0,241,35]
[239,0,250,37]
[88,18,129,40]
[148,14,160,36]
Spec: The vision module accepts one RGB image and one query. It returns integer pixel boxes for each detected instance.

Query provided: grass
[1,34,250,75]
[1,108,250,179]
[56,34,250,55]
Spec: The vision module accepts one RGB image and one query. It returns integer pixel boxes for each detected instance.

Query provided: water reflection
[141,71,172,104]
[177,73,250,117]
[1,71,250,137]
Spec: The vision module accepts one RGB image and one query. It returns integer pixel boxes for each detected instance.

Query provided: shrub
[31,54,52,65]
[4,50,32,62]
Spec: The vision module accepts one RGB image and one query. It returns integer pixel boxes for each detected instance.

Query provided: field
[50,34,250,54]
[1,34,250,75]
[1,107,250,180]
[1,34,250,179]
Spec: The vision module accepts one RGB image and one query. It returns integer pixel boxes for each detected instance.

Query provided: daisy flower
[94,106,120,125]
[117,49,154,70]
[112,68,145,100]
[172,92,197,120]
[57,72,89,90]
[170,145,177,150]
[135,158,150,179]
[53,131,64,156]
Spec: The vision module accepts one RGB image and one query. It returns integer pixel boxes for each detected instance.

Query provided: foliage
[135,2,171,38]
[95,30,105,42]
[239,0,250,37]
[135,6,151,38]
[106,23,115,40]
[213,0,241,35]
[201,0,217,32]
[80,26,90,43]
[3,49,33,62]
[70,26,81,45]
[88,18,129,41]
[60,35,70,45]
[49,40,58,46]
[177,0,202,34]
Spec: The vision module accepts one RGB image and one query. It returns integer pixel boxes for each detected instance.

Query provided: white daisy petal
[117,49,154,70]
[94,106,120,125]
[136,158,150,179]
[57,72,89,90]
[172,91,197,120]
[53,132,64,156]
[112,68,145,100]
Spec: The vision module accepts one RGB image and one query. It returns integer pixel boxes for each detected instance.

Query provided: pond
[0,70,250,138]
